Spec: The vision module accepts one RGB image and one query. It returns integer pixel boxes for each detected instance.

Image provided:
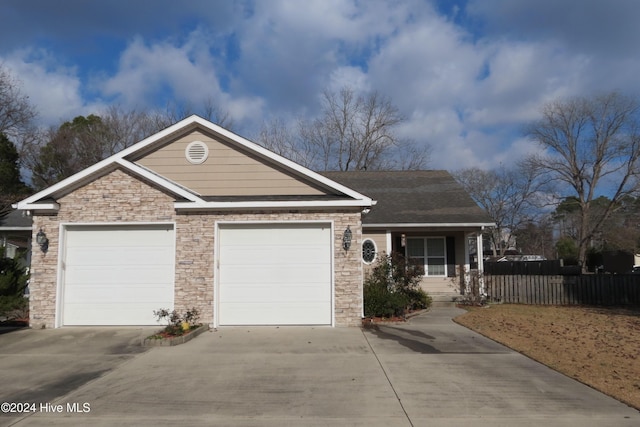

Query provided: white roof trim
[16,159,118,207]
[175,199,372,210]
[364,222,496,228]
[13,202,60,212]
[14,115,373,210]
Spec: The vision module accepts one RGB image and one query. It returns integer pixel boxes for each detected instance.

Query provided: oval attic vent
[185,141,209,164]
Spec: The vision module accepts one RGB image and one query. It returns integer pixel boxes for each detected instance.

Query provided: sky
[1,0,640,171]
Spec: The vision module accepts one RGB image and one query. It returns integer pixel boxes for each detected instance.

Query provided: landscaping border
[142,324,210,347]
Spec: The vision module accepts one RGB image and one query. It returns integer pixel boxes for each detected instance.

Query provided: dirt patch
[454,304,640,410]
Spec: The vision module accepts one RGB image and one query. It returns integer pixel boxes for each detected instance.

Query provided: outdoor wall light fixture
[342,226,352,251]
[36,228,49,253]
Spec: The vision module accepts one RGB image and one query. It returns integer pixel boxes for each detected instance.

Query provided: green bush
[364,280,408,318]
[363,252,431,318]
[0,250,29,320]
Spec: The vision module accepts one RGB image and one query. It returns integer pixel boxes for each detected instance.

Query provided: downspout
[477,226,486,297]
[463,232,471,295]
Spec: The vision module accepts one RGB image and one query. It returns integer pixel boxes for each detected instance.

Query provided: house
[322,171,494,297]
[0,209,32,265]
[14,116,492,328]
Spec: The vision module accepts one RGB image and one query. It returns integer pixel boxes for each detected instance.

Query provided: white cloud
[368,10,484,109]
[3,0,640,174]
[1,49,103,126]
[98,30,267,129]
[100,33,222,107]
[327,66,370,93]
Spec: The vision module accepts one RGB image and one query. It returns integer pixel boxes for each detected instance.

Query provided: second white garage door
[217,223,332,326]
[62,224,175,326]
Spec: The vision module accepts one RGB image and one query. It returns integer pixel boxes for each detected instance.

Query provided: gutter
[363,222,496,228]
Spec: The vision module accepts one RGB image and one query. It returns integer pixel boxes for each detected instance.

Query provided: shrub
[363,252,431,318]
[0,249,29,320]
[152,307,201,337]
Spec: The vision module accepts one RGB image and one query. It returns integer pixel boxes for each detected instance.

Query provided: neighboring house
[14,116,492,329]
[0,209,32,265]
[322,171,494,297]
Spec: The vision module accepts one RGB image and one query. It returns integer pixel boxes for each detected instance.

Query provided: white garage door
[218,223,332,325]
[62,224,175,325]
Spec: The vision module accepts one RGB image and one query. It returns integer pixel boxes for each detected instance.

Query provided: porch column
[476,231,486,296]
[463,232,471,295]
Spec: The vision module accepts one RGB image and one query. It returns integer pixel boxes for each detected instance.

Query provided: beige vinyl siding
[362,230,388,277]
[136,130,328,196]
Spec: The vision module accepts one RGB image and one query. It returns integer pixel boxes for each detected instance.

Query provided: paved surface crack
[361,328,414,427]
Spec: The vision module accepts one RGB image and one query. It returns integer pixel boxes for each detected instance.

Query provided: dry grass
[454,304,640,410]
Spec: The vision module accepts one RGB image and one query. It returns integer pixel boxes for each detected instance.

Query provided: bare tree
[385,139,432,171]
[257,86,429,171]
[155,98,234,131]
[453,165,542,256]
[258,118,317,167]
[101,106,159,152]
[526,92,640,271]
[315,87,404,170]
[0,65,37,141]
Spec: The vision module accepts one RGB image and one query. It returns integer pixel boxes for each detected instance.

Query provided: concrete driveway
[1,308,638,426]
[0,326,153,426]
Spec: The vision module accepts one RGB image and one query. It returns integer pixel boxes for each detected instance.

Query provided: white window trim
[406,236,448,277]
[362,238,377,264]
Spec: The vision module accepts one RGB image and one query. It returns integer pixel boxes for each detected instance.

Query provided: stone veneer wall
[29,168,363,328]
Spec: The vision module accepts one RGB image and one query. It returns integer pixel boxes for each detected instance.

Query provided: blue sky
[2,0,640,171]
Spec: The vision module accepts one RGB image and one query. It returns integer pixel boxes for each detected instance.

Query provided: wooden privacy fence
[484,260,581,275]
[485,274,640,306]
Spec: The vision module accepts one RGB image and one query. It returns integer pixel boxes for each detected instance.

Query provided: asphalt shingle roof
[321,170,494,225]
[0,210,32,229]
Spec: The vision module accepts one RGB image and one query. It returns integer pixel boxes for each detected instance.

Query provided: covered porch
[362,226,488,302]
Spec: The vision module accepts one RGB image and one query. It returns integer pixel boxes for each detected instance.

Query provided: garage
[217,223,332,326]
[61,224,175,325]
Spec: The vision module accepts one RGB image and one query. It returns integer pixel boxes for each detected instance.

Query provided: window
[406,237,446,276]
[362,239,377,264]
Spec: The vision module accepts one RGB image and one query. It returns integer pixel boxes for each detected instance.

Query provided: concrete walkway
[2,307,639,426]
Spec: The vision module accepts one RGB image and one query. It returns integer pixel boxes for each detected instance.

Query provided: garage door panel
[66,226,173,245]
[64,303,167,326]
[219,302,330,326]
[65,247,173,266]
[220,283,331,302]
[220,264,329,283]
[218,224,332,326]
[63,225,175,326]
[221,246,330,265]
[65,266,173,285]
[64,284,174,303]
[222,225,329,244]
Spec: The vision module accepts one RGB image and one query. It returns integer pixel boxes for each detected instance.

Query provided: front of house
[14,116,492,328]
[323,171,494,298]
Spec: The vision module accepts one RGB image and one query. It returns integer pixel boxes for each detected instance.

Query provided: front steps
[430,292,462,307]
